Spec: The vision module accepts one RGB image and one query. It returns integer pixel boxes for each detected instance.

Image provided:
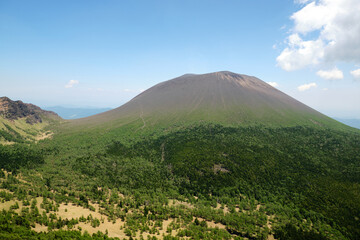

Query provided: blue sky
[1,0,359,118]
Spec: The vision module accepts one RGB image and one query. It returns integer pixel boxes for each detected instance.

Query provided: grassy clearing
[57,203,103,220]
[78,219,125,238]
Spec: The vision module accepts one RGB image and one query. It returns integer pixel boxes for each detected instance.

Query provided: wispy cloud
[65,80,79,88]
[297,82,317,91]
[316,67,343,80]
[267,82,279,87]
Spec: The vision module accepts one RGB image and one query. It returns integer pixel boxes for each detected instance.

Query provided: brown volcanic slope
[70,71,343,129]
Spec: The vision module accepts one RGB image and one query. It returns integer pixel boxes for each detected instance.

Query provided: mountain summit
[73,71,341,128]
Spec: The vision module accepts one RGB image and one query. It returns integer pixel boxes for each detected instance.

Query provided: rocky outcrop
[0,97,59,124]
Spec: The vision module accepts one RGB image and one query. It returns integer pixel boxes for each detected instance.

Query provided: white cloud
[277,0,360,71]
[350,68,360,79]
[267,82,279,87]
[297,82,317,91]
[316,67,343,80]
[65,80,79,88]
[276,34,324,71]
[291,1,335,34]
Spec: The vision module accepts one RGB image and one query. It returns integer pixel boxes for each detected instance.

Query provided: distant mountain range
[44,106,112,119]
[335,118,360,129]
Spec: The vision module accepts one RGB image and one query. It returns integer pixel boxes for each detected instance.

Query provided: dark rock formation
[0,97,59,124]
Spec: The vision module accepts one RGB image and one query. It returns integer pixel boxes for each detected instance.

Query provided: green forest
[0,123,359,239]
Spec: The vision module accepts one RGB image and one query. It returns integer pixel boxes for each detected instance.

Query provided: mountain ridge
[0,96,59,124]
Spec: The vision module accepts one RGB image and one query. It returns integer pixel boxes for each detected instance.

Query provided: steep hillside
[0,97,61,144]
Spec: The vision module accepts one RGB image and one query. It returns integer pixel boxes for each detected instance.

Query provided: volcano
[73,71,342,129]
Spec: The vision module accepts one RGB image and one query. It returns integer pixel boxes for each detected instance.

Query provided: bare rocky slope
[71,71,344,129]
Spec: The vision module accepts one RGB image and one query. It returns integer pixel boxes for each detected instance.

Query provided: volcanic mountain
[73,71,342,129]
[2,72,357,239]
[59,72,360,239]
